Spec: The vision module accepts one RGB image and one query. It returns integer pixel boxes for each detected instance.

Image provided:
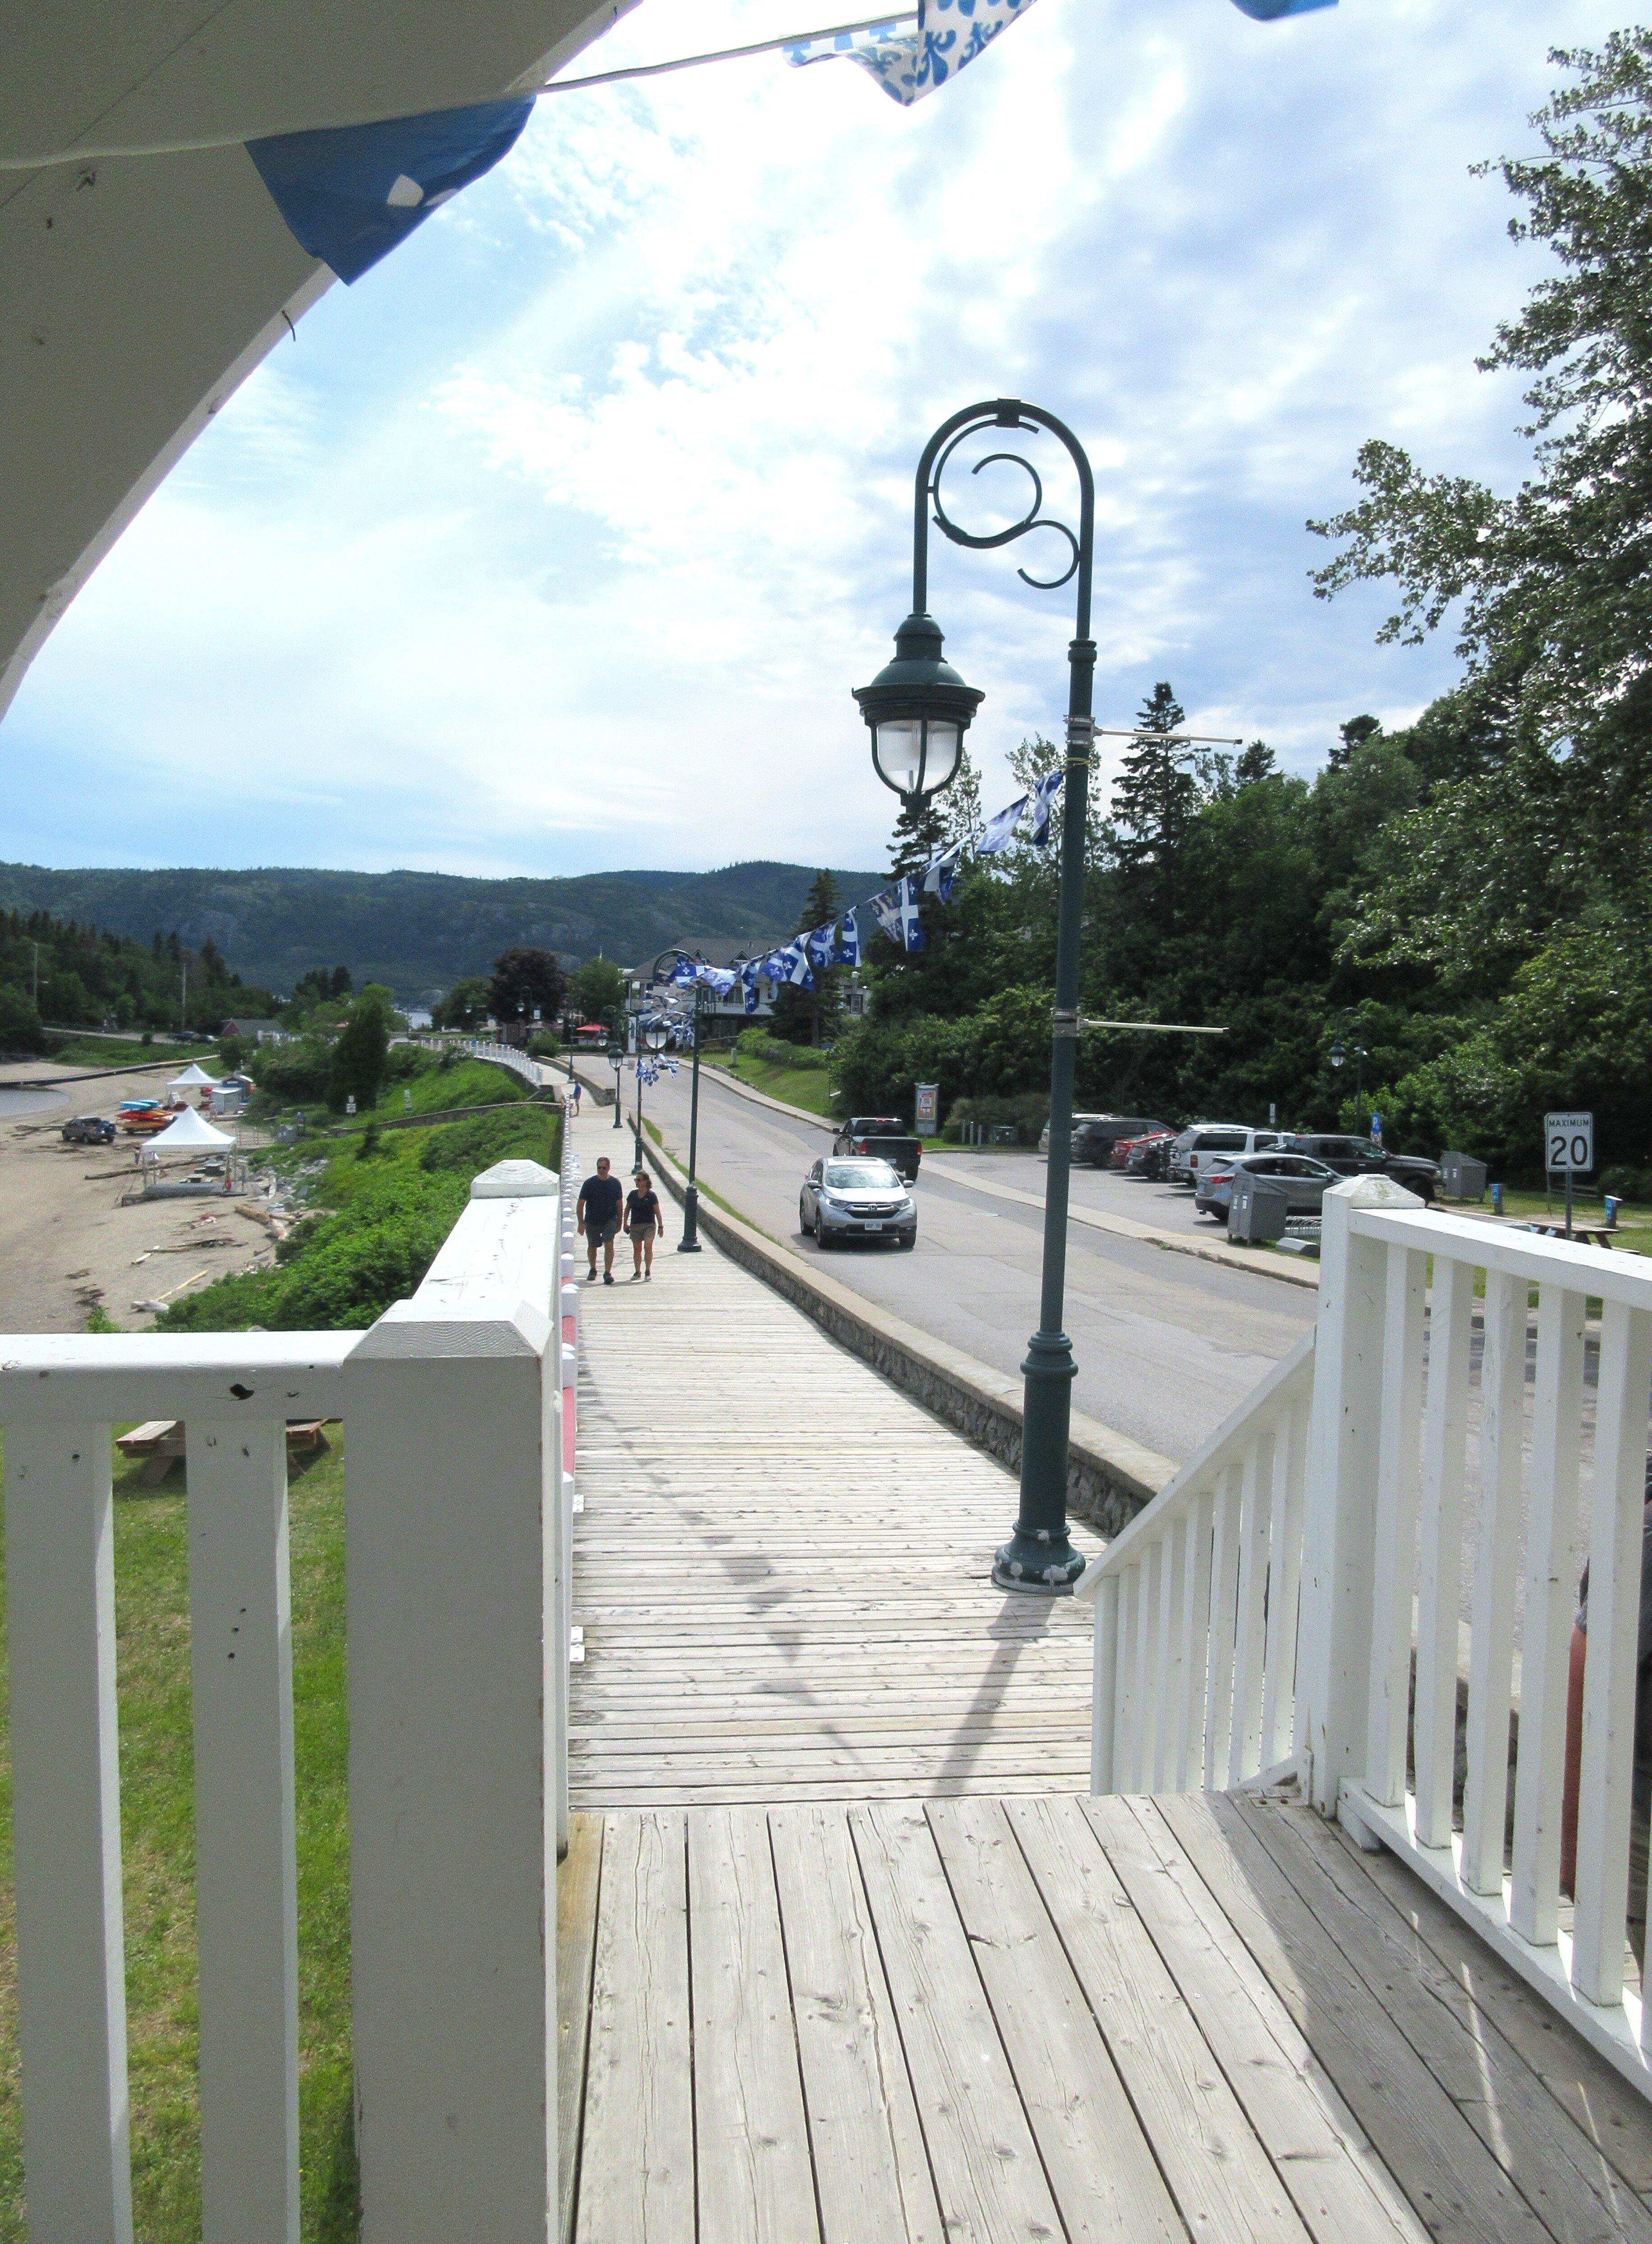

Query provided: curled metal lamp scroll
[928,419,1081,592]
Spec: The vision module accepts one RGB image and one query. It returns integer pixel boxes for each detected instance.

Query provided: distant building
[220,1015,284,1043]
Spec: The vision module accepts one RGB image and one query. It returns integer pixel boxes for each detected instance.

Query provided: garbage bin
[1229,1174,1290,1244]
[1439,1152,1488,1202]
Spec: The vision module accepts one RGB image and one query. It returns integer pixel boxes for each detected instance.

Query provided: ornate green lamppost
[854,397,1094,1593]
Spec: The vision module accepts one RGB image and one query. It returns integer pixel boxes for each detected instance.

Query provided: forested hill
[0,861,885,1002]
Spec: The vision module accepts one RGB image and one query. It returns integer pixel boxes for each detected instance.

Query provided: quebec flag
[790,0,1332,108]
[834,909,863,968]
[1028,767,1065,846]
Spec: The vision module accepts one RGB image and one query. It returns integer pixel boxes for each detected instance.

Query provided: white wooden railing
[1085,1170,1652,2098]
[1080,1329,1314,1797]
[462,1037,550,1092]
[0,1156,573,2243]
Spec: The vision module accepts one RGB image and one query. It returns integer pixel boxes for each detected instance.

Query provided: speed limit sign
[1545,1111,1594,1174]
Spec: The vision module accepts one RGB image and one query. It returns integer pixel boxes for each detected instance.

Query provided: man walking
[577,1154,624,1284]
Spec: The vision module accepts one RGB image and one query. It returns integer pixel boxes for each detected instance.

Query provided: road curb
[636,1116,1174,1539]
[695,1062,837,1134]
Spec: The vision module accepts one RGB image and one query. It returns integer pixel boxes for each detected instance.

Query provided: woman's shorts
[627,1222,656,1239]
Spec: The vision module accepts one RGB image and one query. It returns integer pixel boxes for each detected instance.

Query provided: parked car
[1071,1115,1171,1168]
[1167,1124,1285,1186]
[1284,1134,1440,1204]
[1195,1151,1339,1224]
[1123,1130,1177,1179]
[1114,1128,1174,1173]
[800,1156,917,1248]
[1037,1111,1113,1156]
[833,1116,922,1181]
[60,1114,115,1145]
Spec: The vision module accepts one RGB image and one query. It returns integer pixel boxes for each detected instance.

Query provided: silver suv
[1167,1124,1284,1187]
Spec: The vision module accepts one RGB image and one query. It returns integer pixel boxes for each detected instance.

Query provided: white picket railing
[0,1156,571,2243]
[462,1038,551,1093]
[1080,1330,1314,1797]
[1085,1170,1652,2098]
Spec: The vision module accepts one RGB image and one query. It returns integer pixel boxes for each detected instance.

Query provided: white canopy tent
[167,1062,220,1092]
[143,1104,235,1154]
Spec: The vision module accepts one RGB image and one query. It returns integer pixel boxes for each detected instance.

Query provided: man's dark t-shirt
[580,1173,623,1226]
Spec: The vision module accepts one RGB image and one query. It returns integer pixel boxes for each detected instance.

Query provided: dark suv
[1285,1134,1439,1204]
[1071,1115,1172,1168]
[61,1114,116,1145]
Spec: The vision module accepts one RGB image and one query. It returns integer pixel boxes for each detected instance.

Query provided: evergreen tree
[1111,682,1196,932]
[1235,738,1277,785]
[328,990,390,1112]
[887,792,949,880]
[771,869,842,1045]
[1329,714,1381,769]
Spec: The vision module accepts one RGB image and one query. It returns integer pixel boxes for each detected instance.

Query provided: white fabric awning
[146,1105,234,1149]
[167,1062,220,1087]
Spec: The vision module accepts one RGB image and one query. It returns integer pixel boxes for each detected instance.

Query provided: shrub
[418,1106,557,1174]
[1601,1166,1652,1204]
[252,1037,333,1103]
[0,982,46,1054]
[737,1028,829,1071]
[945,1092,1050,1144]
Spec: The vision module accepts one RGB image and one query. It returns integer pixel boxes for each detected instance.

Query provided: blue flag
[833,909,863,968]
[670,954,699,987]
[920,844,963,901]
[805,921,838,969]
[789,0,1332,109]
[977,794,1028,856]
[1028,768,1065,847]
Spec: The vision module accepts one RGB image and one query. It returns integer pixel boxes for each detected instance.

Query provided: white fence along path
[1,1155,573,2244]
[1085,1171,1652,2095]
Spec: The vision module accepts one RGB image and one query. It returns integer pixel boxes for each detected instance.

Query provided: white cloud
[0,0,1625,873]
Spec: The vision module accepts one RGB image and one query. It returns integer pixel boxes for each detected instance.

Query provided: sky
[0,0,1625,877]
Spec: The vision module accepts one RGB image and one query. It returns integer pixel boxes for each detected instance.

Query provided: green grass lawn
[41,1033,197,1070]
[711,1053,838,1120]
[1451,1182,1652,1257]
[0,1431,357,2242]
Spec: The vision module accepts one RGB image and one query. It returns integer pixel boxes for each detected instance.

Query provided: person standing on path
[625,1170,665,1281]
[568,1078,582,1118]
[577,1155,624,1283]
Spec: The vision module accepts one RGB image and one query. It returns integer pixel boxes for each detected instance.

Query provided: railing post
[5,1422,134,2244]
[1089,1572,1118,1794]
[344,1165,559,2244]
[1296,1175,1420,1815]
[185,1418,300,2244]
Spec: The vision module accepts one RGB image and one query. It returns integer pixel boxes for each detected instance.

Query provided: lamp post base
[678,1185,702,1252]
[992,1534,1084,1594]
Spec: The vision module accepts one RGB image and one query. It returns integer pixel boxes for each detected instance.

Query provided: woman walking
[626,1170,665,1280]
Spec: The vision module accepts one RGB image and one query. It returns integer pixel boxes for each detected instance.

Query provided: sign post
[913,1083,939,1138]
[1544,1110,1594,1240]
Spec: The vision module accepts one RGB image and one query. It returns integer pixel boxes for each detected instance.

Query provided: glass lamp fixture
[853,611,983,805]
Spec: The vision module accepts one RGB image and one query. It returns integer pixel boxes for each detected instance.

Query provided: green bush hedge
[736,1028,829,1071]
[161,1107,561,1333]
[945,1091,1050,1144]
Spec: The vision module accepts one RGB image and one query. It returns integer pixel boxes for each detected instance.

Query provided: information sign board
[914,1082,939,1137]
[1545,1111,1594,1174]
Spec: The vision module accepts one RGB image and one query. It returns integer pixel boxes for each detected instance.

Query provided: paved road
[621,1065,1312,1467]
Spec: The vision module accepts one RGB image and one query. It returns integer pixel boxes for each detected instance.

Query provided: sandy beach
[0,1059,274,1333]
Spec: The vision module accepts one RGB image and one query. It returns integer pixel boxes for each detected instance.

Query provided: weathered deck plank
[567,1187,1100,1810]
[560,1128,1652,2244]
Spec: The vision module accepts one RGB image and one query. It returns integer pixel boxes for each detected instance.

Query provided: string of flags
[243,0,1336,283]
[785,0,1335,107]
[654,769,1067,1012]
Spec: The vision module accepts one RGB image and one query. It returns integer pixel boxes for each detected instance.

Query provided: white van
[1167,1124,1284,1186]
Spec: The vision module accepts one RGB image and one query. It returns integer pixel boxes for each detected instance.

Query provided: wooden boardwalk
[560,1139,1652,2243]
[568,1193,1102,1808]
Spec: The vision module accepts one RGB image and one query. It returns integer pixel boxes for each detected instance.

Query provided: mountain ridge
[0,860,888,1002]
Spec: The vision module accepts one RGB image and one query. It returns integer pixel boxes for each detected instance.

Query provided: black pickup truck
[1284,1133,1440,1204]
[832,1115,923,1183]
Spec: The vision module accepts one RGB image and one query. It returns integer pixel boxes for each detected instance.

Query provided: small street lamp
[601,1005,625,1132]
[633,1017,667,1170]
[679,980,705,1253]
[1328,1017,1368,1114]
[856,397,1095,1593]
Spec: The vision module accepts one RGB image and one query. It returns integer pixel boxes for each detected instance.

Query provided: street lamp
[679,979,706,1253]
[633,1017,668,1170]
[1328,1018,1368,1114]
[856,398,1094,1594]
[601,1005,625,1131]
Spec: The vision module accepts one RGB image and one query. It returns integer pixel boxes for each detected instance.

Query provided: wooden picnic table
[1525,1219,1616,1248]
[115,1418,334,1484]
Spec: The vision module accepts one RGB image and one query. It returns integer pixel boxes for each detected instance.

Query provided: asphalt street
[615,1063,1313,1467]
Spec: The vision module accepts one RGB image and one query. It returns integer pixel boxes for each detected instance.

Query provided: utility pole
[31,941,40,1009]
[180,957,188,1036]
